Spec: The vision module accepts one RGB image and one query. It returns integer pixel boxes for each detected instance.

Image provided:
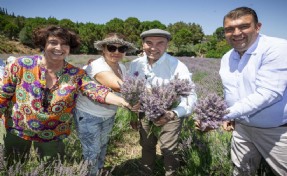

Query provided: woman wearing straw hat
[0,26,132,167]
[74,33,137,175]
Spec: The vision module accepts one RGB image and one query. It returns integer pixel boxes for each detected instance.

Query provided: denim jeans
[73,108,115,176]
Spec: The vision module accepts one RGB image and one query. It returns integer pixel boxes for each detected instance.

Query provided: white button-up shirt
[129,53,197,118]
[220,34,287,127]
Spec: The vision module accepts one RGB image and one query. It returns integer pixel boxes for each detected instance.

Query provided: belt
[279,123,287,127]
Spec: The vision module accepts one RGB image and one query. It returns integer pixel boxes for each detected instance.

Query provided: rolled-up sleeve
[0,63,16,115]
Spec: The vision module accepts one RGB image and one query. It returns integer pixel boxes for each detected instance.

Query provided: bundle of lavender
[140,76,195,122]
[193,93,229,131]
[119,72,146,124]
[140,83,178,122]
[120,72,195,133]
[139,77,194,137]
[169,74,195,96]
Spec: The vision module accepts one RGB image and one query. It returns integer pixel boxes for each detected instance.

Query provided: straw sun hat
[94,37,137,53]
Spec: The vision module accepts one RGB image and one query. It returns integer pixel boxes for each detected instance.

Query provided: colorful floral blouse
[0,55,110,142]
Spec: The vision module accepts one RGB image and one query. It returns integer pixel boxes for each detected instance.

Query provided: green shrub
[178,118,233,175]
[174,50,196,57]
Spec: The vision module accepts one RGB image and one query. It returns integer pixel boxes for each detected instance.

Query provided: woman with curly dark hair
[0,25,131,165]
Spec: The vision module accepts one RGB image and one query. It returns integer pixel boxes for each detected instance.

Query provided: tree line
[0,7,231,58]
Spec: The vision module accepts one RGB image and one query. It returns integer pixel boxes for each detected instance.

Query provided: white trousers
[231,122,287,176]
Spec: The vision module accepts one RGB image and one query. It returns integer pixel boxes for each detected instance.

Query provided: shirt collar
[244,34,260,55]
[233,34,261,58]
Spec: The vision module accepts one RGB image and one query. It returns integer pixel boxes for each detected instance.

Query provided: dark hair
[223,7,259,25]
[33,25,81,52]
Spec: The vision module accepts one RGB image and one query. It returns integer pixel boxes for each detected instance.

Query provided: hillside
[0,35,39,57]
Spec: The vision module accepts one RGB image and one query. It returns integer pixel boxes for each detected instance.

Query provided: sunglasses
[106,45,128,53]
[42,88,50,111]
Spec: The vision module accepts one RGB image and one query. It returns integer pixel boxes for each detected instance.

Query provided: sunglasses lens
[118,46,128,53]
[107,45,117,52]
[107,45,128,53]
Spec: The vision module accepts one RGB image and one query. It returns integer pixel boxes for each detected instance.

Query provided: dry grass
[106,129,141,165]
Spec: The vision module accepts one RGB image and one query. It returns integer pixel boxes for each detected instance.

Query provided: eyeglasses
[42,88,50,111]
[106,45,128,53]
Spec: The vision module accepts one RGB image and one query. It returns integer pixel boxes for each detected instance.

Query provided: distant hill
[0,35,39,58]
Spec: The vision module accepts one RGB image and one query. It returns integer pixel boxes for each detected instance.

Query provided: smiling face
[224,14,261,56]
[142,36,169,65]
[44,36,70,62]
[103,43,126,64]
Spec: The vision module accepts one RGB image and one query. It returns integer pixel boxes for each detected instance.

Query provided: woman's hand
[105,92,131,109]
[120,100,131,110]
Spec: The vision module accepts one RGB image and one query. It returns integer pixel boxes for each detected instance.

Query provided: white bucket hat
[94,37,137,53]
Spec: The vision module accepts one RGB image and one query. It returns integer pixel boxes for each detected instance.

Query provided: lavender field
[0,55,273,175]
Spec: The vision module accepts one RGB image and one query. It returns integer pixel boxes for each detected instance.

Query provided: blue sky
[0,0,286,39]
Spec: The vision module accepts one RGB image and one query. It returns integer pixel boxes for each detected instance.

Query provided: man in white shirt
[129,29,197,176]
[220,7,287,175]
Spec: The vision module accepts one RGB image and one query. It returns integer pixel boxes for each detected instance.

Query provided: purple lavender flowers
[193,93,229,131]
[120,73,195,124]
[120,73,146,106]
[120,73,146,123]
[139,83,177,122]
[169,74,195,96]
[140,75,195,122]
